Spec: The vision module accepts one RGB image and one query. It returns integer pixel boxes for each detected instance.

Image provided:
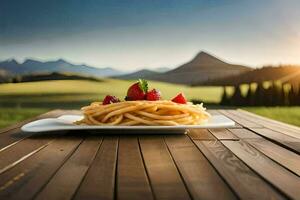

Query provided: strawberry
[146,89,161,101]
[126,79,148,100]
[171,93,187,104]
[102,95,120,105]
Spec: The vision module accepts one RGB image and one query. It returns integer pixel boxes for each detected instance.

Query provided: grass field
[0,108,49,128]
[0,79,223,101]
[0,79,223,107]
[0,79,299,129]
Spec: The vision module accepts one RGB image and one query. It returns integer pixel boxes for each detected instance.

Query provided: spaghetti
[75,100,210,126]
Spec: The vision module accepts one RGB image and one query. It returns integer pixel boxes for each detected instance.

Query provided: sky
[1,0,300,71]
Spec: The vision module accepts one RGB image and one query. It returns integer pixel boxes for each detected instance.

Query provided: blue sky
[1,0,300,70]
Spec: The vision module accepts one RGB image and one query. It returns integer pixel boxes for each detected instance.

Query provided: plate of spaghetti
[21,79,235,133]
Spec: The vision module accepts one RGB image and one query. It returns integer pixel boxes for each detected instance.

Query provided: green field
[0,79,299,129]
[0,108,49,128]
[0,79,223,108]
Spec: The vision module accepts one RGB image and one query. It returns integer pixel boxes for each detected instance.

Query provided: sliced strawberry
[171,93,187,104]
[146,89,161,101]
[102,95,120,105]
[126,79,148,100]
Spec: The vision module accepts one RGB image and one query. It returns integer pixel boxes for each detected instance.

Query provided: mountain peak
[4,58,18,64]
[23,59,42,65]
[57,58,67,63]
[195,51,211,57]
[191,51,226,65]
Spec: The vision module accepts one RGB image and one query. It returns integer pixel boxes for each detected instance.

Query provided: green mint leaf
[138,79,148,93]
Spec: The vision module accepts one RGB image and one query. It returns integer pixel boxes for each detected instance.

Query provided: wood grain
[0,135,55,174]
[246,138,300,176]
[139,136,191,200]
[165,135,237,200]
[195,140,285,199]
[0,137,83,200]
[222,140,300,199]
[228,128,262,139]
[208,128,239,140]
[73,137,118,200]
[187,129,216,140]
[0,109,299,200]
[250,128,300,154]
[35,137,102,200]
[219,110,262,128]
[228,128,300,176]
[117,137,153,200]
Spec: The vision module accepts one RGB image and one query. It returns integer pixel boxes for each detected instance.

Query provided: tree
[231,85,245,106]
[271,82,284,106]
[220,87,230,105]
[253,83,264,106]
[245,84,255,106]
[288,85,297,106]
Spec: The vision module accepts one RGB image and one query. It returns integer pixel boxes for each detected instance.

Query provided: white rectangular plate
[21,114,235,134]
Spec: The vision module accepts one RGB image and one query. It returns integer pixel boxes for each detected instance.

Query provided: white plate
[21,114,235,134]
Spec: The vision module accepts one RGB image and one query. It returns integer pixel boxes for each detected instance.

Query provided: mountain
[201,65,300,86]
[0,58,123,77]
[19,72,102,83]
[153,67,171,73]
[116,69,161,80]
[150,51,251,85]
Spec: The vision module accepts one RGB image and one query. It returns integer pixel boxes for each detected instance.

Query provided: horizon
[1,0,300,70]
[2,50,300,73]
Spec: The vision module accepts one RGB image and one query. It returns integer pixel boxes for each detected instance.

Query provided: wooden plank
[219,110,262,128]
[73,137,118,200]
[139,136,191,200]
[228,128,262,139]
[0,135,55,174]
[117,137,153,200]
[229,128,300,176]
[245,138,300,176]
[250,128,300,154]
[187,129,216,140]
[208,128,239,140]
[35,137,102,200]
[0,137,83,200]
[195,140,285,199]
[237,110,300,138]
[222,140,300,199]
[165,135,237,200]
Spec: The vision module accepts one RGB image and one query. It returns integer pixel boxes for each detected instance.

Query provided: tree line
[220,82,300,106]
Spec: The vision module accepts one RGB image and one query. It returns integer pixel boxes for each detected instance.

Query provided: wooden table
[0,109,299,200]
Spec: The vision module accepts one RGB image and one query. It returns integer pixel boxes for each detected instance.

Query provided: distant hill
[116,69,161,80]
[18,72,102,83]
[201,66,300,86]
[0,58,123,77]
[148,51,251,85]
